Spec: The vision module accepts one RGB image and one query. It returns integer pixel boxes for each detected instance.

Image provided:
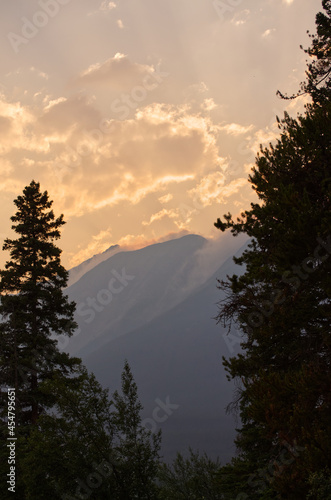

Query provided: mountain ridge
[67,244,121,287]
[63,233,248,462]
[66,234,210,355]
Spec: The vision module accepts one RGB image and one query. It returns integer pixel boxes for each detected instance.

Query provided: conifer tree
[277,0,331,104]
[0,180,79,426]
[22,362,161,499]
[111,360,162,500]
[158,448,222,499]
[0,180,81,495]
[22,366,115,499]
[215,2,331,497]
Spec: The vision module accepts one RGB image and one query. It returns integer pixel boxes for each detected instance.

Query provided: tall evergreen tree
[22,366,115,499]
[111,360,162,500]
[22,362,161,500]
[215,2,331,498]
[158,448,222,500]
[0,180,80,495]
[277,0,331,104]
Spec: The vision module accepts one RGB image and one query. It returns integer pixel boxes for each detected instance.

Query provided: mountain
[64,233,248,463]
[67,244,120,287]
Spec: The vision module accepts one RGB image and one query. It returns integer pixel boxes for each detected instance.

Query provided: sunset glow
[0,0,320,268]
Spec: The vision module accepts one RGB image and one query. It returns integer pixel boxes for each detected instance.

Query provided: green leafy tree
[215,2,331,498]
[0,180,80,496]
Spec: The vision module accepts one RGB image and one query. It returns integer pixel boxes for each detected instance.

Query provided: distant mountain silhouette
[65,233,249,462]
[67,244,120,287]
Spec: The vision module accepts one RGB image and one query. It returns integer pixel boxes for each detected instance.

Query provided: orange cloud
[116,230,190,252]
[72,53,156,90]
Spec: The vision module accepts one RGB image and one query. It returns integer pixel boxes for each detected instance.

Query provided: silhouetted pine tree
[0,180,81,496]
[216,2,331,497]
[22,362,161,500]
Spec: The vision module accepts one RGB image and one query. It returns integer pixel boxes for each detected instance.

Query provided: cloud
[0,0,319,273]
[0,159,14,175]
[189,172,247,207]
[43,97,67,112]
[69,227,113,267]
[231,9,250,26]
[0,115,12,135]
[262,28,276,38]
[220,123,254,135]
[116,230,189,252]
[29,67,49,80]
[88,1,116,16]
[100,1,116,11]
[142,203,202,231]
[186,82,209,96]
[0,92,223,222]
[68,103,222,214]
[189,171,225,207]
[93,174,195,212]
[38,94,101,135]
[0,96,46,158]
[202,98,217,111]
[181,231,249,295]
[142,208,178,226]
[159,193,173,204]
[0,87,252,263]
[73,53,156,90]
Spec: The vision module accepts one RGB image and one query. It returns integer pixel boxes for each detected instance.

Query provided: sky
[0,0,322,269]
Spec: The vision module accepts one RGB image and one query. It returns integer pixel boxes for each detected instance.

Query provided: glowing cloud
[73,54,156,90]
[69,227,113,267]
[220,123,254,135]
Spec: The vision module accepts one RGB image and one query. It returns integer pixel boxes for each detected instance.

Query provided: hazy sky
[0,0,322,269]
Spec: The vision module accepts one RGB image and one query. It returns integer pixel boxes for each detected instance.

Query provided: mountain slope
[67,244,120,287]
[66,234,209,356]
[64,234,248,463]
